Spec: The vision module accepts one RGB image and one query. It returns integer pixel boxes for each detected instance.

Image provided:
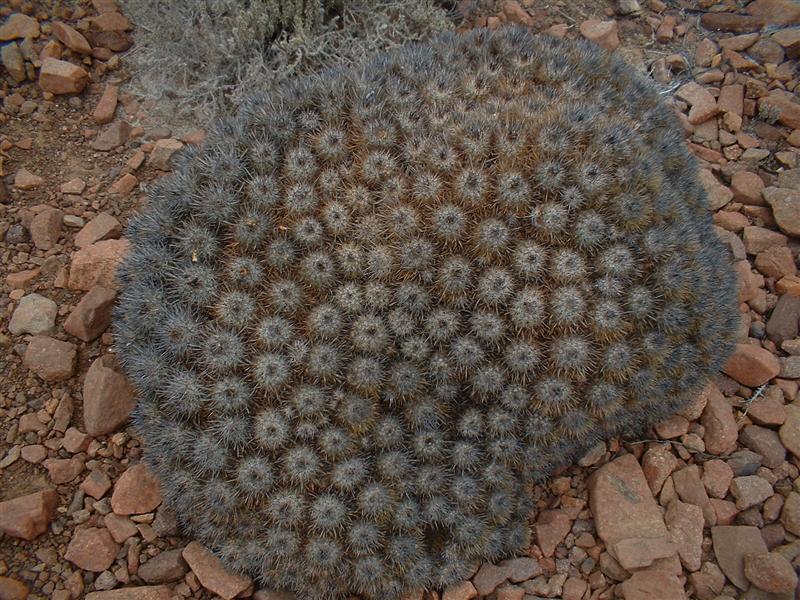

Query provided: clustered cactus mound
[116,27,739,600]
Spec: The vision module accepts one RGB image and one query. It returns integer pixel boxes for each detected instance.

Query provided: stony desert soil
[1,0,800,599]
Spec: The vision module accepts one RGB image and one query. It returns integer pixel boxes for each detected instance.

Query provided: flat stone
[673,465,715,527]
[64,286,117,342]
[14,168,43,190]
[588,454,668,562]
[61,178,86,194]
[80,469,112,500]
[108,173,138,196]
[91,120,131,151]
[2,42,25,82]
[498,557,541,583]
[138,548,188,584]
[182,541,252,600]
[0,576,29,600]
[739,425,785,468]
[781,492,800,535]
[703,458,734,499]
[30,207,63,250]
[20,444,46,463]
[771,294,800,346]
[442,581,477,600]
[700,384,738,455]
[744,551,798,593]
[84,587,173,600]
[620,568,686,600]
[780,403,800,459]
[675,82,718,124]
[75,212,122,248]
[472,562,508,596]
[612,537,676,571]
[9,293,57,336]
[64,526,119,572]
[148,138,183,170]
[23,335,77,381]
[0,13,40,40]
[746,0,800,25]
[698,169,733,209]
[62,427,90,453]
[665,499,704,571]
[90,11,132,32]
[111,463,162,515]
[723,343,780,387]
[83,354,137,437]
[711,525,768,589]
[717,84,744,116]
[743,226,788,255]
[731,171,764,205]
[39,58,88,95]
[535,509,571,557]
[756,246,796,279]
[781,355,800,378]
[52,21,91,54]
[641,443,678,495]
[68,238,130,290]
[93,84,118,125]
[0,489,58,540]
[579,19,620,51]
[727,449,763,477]
[747,387,787,426]
[764,187,800,237]
[730,475,773,509]
[43,456,84,484]
[103,512,137,543]
[761,91,800,129]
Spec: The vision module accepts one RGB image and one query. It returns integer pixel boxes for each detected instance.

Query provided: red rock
[103,512,138,543]
[80,469,112,500]
[0,13,40,40]
[6,269,40,289]
[744,551,798,593]
[83,354,137,437]
[655,415,689,439]
[65,526,119,572]
[111,463,162,515]
[781,492,800,535]
[764,187,800,237]
[20,444,46,463]
[91,120,131,151]
[698,169,732,209]
[730,171,764,205]
[672,465,715,527]
[442,581,477,600]
[711,525,767,590]
[62,427,91,453]
[588,454,668,562]
[52,22,92,55]
[613,536,676,571]
[742,225,789,254]
[64,286,117,342]
[665,500,704,571]
[761,91,800,129]
[579,19,620,52]
[560,578,586,600]
[747,387,787,426]
[68,238,130,290]
[755,246,796,279]
[746,0,800,25]
[23,335,77,382]
[723,343,780,387]
[14,168,43,190]
[138,548,188,584]
[700,385,737,455]
[641,443,678,495]
[75,212,122,248]
[39,58,89,95]
[703,459,733,498]
[718,33,759,52]
[148,138,184,170]
[472,563,507,596]
[93,84,119,125]
[535,509,571,557]
[182,541,252,600]
[780,403,800,459]
[108,173,138,196]
[9,293,57,336]
[717,84,744,116]
[620,568,686,600]
[92,0,120,13]
[61,178,86,194]
[730,475,773,510]
[739,424,785,468]
[91,11,132,31]
[0,489,58,540]
[655,15,676,43]
[30,207,63,250]
[84,587,173,600]
[43,456,85,484]
[0,577,29,600]
[498,557,540,582]
[501,1,533,26]
[713,210,748,232]
[675,82,718,124]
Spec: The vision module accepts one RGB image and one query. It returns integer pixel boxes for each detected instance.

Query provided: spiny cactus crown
[116,27,739,600]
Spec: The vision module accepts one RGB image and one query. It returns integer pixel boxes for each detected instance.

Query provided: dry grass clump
[121,0,454,123]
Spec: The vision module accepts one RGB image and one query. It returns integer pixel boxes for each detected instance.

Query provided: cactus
[116,27,739,600]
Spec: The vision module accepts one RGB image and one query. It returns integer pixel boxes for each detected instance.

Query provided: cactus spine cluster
[116,27,740,600]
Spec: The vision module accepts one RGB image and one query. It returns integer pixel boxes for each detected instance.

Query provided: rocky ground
[0,0,799,599]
